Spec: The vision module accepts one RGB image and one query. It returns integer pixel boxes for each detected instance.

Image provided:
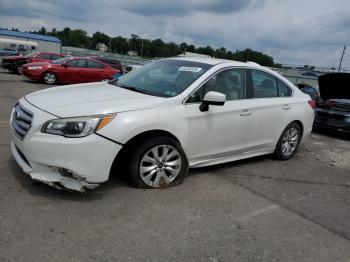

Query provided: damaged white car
[10,58,315,192]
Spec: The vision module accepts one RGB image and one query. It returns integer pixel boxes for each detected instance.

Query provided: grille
[11,103,34,140]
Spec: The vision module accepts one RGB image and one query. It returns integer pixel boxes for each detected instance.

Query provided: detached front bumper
[10,98,122,192]
[11,142,100,191]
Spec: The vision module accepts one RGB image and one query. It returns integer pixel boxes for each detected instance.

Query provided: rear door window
[277,79,292,97]
[67,59,87,68]
[251,70,278,98]
[87,60,105,69]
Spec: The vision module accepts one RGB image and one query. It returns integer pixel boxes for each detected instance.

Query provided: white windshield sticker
[179,66,202,73]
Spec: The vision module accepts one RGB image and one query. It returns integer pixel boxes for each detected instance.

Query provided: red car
[1,52,65,73]
[21,57,120,85]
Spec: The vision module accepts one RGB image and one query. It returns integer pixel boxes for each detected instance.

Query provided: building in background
[0,29,61,53]
[127,50,138,56]
[96,43,108,52]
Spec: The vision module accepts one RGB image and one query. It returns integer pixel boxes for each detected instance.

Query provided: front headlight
[28,66,43,70]
[42,114,116,138]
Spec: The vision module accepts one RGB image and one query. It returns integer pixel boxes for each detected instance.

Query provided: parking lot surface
[0,69,349,262]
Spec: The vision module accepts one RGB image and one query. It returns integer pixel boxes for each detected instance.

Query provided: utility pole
[141,38,144,58]
[109,38,112,53]
[338,45,346,72]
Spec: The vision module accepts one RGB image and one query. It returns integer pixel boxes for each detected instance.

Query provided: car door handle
[282,104,291,110]
[240,109,252,117]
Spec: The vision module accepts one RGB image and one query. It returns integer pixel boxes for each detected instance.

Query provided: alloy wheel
[139,145,182,188]
[281,127,299,157]
[44,72,56,84]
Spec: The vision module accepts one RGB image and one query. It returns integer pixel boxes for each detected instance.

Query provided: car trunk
[318,73,350,112]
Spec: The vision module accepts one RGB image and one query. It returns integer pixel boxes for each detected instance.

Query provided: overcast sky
[1,0,349,69]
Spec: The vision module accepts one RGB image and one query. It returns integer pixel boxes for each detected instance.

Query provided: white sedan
[10,58,315,191]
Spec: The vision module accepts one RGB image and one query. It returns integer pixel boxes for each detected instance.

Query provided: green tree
[111,36,129,54]
[38,26,47,35]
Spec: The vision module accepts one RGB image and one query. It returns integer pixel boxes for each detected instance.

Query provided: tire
[43,71,57,85]
[126,136,189,189]
[274,122,302,160]
[16,64,23,74]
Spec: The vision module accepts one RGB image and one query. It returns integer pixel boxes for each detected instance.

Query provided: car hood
[24,62,51,66]
[25,82,166,117]
[318,73,350,100]
[2,55,25,61]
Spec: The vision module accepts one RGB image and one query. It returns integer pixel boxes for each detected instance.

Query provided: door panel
[243,98,293,150]
[244,70,295,150]
[84,60,107,82]
[185,101,249,163]
[62,59,88,83]
[184,68,250,163]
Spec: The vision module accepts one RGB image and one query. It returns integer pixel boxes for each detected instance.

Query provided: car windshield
[110,59,212,97]
[51,57,73,64]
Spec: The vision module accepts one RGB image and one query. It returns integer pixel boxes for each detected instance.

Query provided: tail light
[308,99,317,109]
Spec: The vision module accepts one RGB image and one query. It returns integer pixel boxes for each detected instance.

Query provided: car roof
[38,51,64,55]
[167,56,252,67]
[88,56,120,61]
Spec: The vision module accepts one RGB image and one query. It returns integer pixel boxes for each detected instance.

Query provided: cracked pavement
[0,69,349,262]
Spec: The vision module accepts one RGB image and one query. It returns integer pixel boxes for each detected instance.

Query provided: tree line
[3,27,281,67]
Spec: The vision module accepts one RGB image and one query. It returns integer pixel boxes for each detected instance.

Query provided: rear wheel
[274,122,301,160]
[43,72,57,85]
[127,136,188,188]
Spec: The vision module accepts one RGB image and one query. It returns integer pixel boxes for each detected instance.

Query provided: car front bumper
[22,69,42,80]
[10,98,122,192]
[1,61,12,70]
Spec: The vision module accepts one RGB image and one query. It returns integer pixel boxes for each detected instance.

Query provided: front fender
[96,106,189,150]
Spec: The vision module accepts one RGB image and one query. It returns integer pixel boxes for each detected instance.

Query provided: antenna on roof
[338,45,346,72]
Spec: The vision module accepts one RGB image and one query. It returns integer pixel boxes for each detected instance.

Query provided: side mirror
[199,91,226,112]
[63,63,69,68]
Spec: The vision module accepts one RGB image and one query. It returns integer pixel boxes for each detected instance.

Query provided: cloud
[194,0,262,14]
[121,0,263,16]
[0,0,349,69]
[0,0,99,22]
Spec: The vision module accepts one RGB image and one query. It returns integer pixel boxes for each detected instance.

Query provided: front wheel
[274,123,301,160]
[16,64,23,74]
[43,72,57,85]
[127,136,189,188]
